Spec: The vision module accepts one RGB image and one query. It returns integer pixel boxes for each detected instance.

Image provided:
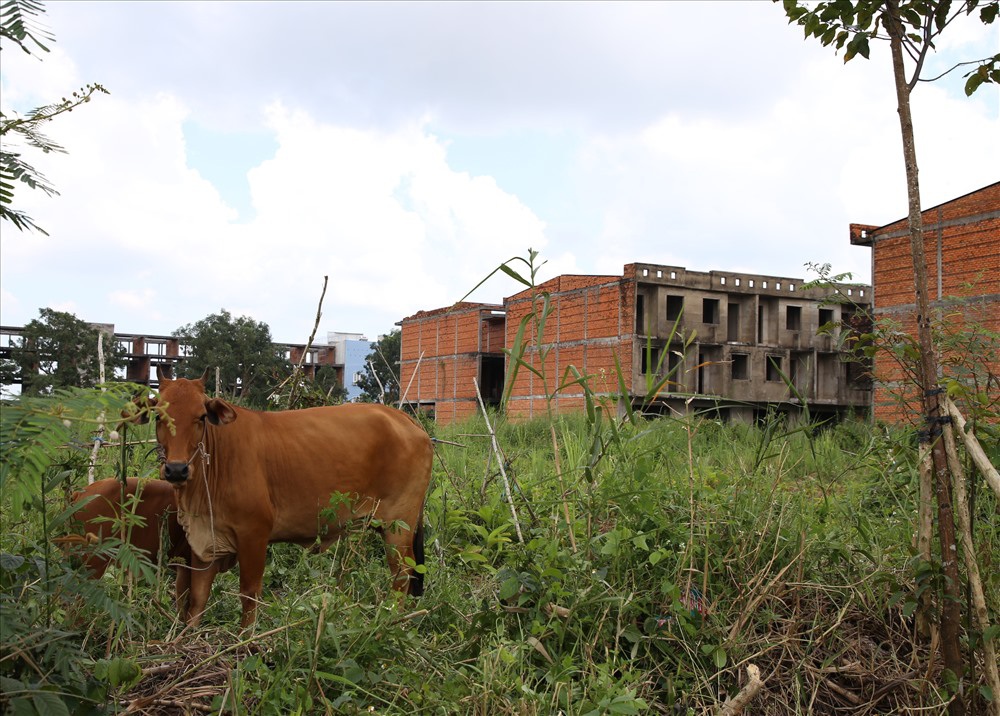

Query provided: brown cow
[134,368,433,628]
[66,477,192,609]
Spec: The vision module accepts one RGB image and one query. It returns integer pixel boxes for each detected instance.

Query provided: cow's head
[147,366,238,484]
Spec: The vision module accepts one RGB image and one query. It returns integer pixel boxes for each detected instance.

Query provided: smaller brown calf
[64,478,192,610]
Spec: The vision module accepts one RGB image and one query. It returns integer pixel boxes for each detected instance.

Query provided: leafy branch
[1,83,109,234]
[780,0,999,94]
[0,0,53,55]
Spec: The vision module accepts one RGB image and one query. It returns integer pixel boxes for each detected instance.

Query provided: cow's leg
[173,564,191,617]
[236,538,268,628]
[185,555,221,627]
[382,521,418,595]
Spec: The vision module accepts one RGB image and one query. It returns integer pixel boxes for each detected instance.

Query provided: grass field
[2,385,998,714]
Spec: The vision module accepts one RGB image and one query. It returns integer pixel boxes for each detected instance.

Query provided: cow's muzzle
[163,462,190,484]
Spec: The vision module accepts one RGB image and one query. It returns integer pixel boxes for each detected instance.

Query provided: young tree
[173,310,289,407]
[781,2,998,712]
[1,0,107,235]
[357,330,400,405]
[0,308,125,395]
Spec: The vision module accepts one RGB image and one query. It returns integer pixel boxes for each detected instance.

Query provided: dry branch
[367,359,386,403]
[284,275,328,409]
[473,377,524,543]
[718,664,763,716]
[398,351,423,408]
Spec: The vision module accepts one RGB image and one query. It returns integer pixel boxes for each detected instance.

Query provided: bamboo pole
[944,397,1000,501]
[942,422,1000,716]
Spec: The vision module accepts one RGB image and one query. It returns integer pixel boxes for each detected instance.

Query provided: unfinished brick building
[850,181,1000,424]
[399,264,872,425]
[399,303,507,424]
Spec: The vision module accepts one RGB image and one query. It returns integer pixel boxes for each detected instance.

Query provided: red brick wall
[399,303,503,421]
[862,183,999,424]
[482,318,505,353]
[504,276,631,419]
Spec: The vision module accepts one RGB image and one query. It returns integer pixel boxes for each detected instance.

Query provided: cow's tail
[410,514,425,597]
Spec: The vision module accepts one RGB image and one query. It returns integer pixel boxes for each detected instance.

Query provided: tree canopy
[173,310,289,407]
[781,0,998,93]
[0,308,125,395]
[356,330,400,405]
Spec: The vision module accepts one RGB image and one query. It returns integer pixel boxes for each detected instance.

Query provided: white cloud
[0,289,22,324]
[558,39,998,287]
[2,90,550,341]
[108,287,156,312]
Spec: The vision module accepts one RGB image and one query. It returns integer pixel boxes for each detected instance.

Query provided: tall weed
[1,385,151,714]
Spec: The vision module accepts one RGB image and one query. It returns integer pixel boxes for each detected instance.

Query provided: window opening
[786,306,801,331]
[731,353,749,380]
[666,295,684,322]
[766,355,783,382]
[667,350,682,391]
[727,303,740,341]
[703,298,720,324]
[818,308,835,332]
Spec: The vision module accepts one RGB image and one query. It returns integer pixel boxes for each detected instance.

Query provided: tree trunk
[885,1,965,710]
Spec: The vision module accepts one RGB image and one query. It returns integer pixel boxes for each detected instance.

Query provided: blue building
[328,332,374,401]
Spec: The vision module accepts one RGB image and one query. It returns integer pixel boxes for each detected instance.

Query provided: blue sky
[2,1,997,344]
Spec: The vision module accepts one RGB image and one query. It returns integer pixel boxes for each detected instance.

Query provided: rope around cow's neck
[194,441,219,569]
[159,440,220,573]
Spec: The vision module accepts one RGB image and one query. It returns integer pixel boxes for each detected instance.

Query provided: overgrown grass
[2,389,998,714]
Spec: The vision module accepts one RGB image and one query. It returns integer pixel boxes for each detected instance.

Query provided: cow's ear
[157,364,174,382]
[205,398,237,426]
[121,394,157,425]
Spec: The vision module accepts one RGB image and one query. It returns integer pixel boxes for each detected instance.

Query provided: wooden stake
[916,443,933,638]
[87,331,107,485]
[474,377,523,543]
